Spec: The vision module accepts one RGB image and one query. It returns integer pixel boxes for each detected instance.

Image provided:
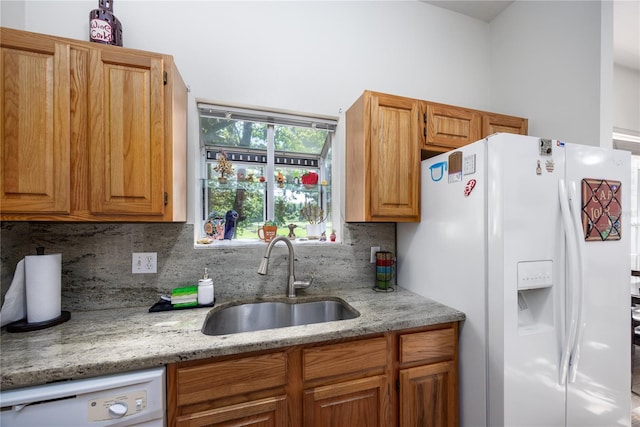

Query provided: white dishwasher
[0,367,165,426]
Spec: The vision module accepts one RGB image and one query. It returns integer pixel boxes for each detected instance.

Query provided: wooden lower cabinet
[399,362,457,427]
[168,323,459,427]
[304,375,387,427]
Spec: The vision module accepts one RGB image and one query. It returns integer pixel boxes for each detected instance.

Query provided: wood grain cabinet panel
[424,102,482,149]
[175,395,288,427]
[0,30,70,214]
[345,90,421,222]
[303,375,388,427]
[303,337,387,382]
[175,352,287,407]
[399,362,457,427]
[0,27,186,221]
[400,327,456,364]
[88,49,165,215]
[482,112,528,136]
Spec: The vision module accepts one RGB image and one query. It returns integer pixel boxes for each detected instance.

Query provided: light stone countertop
[0,286,464,390]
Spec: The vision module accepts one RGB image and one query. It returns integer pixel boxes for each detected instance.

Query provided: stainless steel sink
[202,298,360,336]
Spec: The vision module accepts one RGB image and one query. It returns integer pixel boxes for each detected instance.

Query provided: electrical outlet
[370,246,380,263]
[132,252,157,274]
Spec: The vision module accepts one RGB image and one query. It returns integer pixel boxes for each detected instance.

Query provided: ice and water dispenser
[517,260,554,333]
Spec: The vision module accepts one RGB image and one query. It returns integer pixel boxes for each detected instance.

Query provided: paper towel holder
[5,246,71,333]
[6,311,71,333]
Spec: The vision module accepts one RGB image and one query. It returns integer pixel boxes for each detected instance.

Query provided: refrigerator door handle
[558,179,581,385]
[567,181,586,383]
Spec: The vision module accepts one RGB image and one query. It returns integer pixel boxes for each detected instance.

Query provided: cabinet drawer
[303,337,387,382]
[176,352,287,406]
[399,327,455,364]
[176,395,288,427]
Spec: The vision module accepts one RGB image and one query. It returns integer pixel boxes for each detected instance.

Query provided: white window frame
[195,100,339,248]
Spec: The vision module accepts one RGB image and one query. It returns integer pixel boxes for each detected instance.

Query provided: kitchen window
[197,102,338,244]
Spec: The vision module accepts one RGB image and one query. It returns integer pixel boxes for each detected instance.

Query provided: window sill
[194,238,341,249]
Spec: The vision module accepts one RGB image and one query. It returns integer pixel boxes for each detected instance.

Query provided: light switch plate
[463,154,476,175]
[370,246,380,263]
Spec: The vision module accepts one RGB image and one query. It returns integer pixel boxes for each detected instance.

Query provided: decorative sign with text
[581,178,622,241]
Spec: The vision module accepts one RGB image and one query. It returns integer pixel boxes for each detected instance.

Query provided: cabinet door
[88,48,165,215]
[176,395,287,427]
[482,112,528,137]
[424,103,481,149]
[369,93,420,221]
[0,31,70,214]
[304,375,389,427]
[400,362,457,427]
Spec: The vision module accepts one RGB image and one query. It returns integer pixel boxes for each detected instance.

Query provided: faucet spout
[256,236,311,298]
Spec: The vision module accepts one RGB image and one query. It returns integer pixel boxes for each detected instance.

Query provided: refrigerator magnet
[581,178,622,241]
[545,159,555,172]
[429,161,447,182]
[448,151,462,183]
[464,179,476,197]
[540,138,553,155]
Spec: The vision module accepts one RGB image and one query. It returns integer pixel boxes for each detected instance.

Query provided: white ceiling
[423,0,640,71]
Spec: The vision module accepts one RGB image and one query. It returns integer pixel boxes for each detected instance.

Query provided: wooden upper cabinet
[0,27,187,222]
[345,91,420,222]
[89,49,165,215]
[0,30,71,214]
[423,102,482,150]
[482,112,528,136]
[422,101,528,158]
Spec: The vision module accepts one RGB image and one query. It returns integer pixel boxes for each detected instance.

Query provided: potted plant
[214,151,234,183]
[300,202,326,239]
[258,220,278,243]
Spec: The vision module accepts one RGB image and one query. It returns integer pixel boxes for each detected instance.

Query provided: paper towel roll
[25,253,62,323]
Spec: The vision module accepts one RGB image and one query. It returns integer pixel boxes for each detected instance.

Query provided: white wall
[489,0,606,146]
[614,64,640,135]
[0,1,25,28]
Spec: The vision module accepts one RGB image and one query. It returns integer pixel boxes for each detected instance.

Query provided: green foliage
[201,116,332,240]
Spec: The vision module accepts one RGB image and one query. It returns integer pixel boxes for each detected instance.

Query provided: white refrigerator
[397,133,631,426]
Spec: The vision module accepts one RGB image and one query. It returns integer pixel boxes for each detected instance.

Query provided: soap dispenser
[197,268,214,305]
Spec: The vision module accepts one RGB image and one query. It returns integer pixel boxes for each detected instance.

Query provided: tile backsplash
[1,222,395,312]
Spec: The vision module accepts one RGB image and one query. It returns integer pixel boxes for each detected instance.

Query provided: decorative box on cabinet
[0,27,187,222]
[345,90,421,223]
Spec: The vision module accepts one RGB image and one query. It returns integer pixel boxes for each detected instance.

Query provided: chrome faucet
[257,236,311,298]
